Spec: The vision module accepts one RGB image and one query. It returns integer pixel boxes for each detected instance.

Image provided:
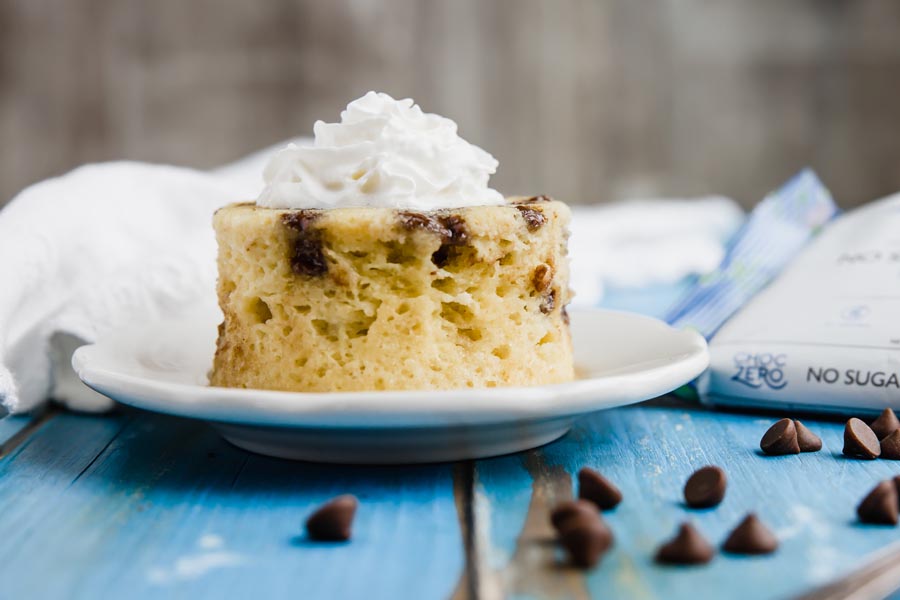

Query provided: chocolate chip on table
[683,466,727,509]
[557,516,614,569]
[722,513,778,555]
[655,523,714,565]
[870,408,900,440]
[550,499,600,530]
[578,467,623,511]
[516,206,546,231]
[843,418,881,459]
[305,495,358,541]
[857,481,899,525]
[794,420,822,452]
[760,418,800,456]
[880,430,900,460]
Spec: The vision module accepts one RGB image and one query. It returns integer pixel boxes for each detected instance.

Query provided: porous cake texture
[209,197,574,392]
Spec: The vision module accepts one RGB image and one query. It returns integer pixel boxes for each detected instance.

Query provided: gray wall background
[2,0,899,209]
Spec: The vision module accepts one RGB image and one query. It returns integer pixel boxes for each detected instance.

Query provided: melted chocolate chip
[398,211,469,267]
[399,212,448,237]
[516,206,546,231]
[540,288,557,314]
[281,211,327,276]
[532,264,554,293]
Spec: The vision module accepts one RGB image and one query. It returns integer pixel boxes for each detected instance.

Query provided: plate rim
[72,307,709,429]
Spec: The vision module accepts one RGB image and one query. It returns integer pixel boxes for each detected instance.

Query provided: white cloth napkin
[0,144,742,414]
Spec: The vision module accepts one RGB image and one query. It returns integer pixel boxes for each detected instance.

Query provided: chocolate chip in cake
[578,467,623,511]
[844,418,881,459]
[517,194,551,204]
[532,264,554,293]
[399,211,470,268]
[516,206,546,231]
[857,481,899,525]
[655,523,714,565]
[683,466,727,509]
[760,418,801,455]
[794,420,822,452]
[557,513,614,568]
[540,288,557,315]
[871,408,900,440]
[550,499,600,530]
[281,211,328,276]
[722,513,778,555]
[880,430,900,460]
[305,495,358,541]
[561,306,570,325]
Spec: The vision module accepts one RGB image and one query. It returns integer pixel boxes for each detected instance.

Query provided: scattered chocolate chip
[557,514,614,568]
[871,408,900,440]
[578,468,623,511]
[655,523,714,565]
[844,418,881,459]
[760,418,800,456]
[305,495,358,541]
[857,481,899,525]
[550,499,599,530]
[516,206,546,231]
[532,264,554,293]
[722,513,778,555]
[683,466,727,509]
[540,289,557,315]
[794,420,822,452]
[880,430,900,460]
[281,211,327,276]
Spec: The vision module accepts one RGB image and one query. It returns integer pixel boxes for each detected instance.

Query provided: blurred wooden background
[1,0,899,209]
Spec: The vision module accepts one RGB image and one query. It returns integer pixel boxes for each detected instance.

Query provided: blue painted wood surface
[472,402,900,599]
[0,410,464,600]
[0,414,31,445]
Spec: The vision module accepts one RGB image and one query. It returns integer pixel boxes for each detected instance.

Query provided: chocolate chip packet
[665,169,899,413]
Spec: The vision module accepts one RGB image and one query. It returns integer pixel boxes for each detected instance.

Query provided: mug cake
[209,92,573,392]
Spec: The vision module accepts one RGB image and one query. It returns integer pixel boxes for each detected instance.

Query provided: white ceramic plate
[72,301,708,463]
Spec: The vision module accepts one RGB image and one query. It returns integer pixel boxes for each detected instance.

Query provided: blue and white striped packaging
[666,169,838,339]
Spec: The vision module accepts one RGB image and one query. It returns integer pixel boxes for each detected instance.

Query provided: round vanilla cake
[208,92,574,392]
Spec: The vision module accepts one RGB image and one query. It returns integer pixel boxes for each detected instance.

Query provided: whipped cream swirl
[257,92,504,210]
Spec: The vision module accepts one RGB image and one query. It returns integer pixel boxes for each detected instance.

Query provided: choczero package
[701,193,900,414]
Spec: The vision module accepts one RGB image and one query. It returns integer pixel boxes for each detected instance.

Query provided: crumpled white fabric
[0,141,742,414]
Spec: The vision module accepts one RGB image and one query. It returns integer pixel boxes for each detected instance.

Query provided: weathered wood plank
[473,401,900,599]
[3,0,900,209]
[0,410,464,599]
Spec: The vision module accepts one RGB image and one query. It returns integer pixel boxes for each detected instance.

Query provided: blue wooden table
[2,291,899,599]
